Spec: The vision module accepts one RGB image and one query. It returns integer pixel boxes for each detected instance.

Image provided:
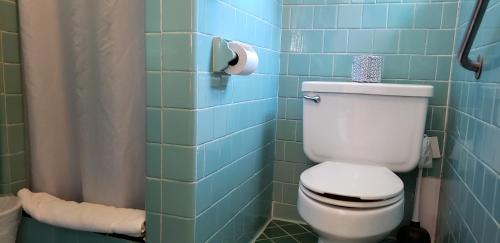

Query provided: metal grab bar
[458,0,490,79]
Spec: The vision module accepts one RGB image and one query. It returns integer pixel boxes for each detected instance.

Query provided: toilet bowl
[299,82,433,243]
[297,162,405,243]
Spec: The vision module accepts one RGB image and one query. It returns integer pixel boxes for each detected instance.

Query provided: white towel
[17,188,145,237]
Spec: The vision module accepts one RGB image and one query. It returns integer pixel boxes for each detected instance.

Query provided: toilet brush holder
[396,167,431,243]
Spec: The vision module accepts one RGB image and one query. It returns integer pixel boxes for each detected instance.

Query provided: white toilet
[298,81,433,243]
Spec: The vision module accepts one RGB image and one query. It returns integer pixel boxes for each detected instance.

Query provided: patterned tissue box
[352,55,383,83]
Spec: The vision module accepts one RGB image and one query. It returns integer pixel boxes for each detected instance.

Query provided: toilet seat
[299,184,404,208]
[300,161,404,208]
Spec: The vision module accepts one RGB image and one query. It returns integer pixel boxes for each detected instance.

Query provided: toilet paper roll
[224,41,259,75]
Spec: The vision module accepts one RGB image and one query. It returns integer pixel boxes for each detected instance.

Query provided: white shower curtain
[18,0,145,209]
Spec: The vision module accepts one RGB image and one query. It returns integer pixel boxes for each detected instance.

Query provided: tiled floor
[255,220,318,243]
[256,220,399,243]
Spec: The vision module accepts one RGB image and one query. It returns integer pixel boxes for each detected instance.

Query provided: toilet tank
[302,82,433,172]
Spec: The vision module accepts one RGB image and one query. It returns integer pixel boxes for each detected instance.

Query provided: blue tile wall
[275,0,457,222]
[0,0,27,194]
[191,1,281,241]
[146,0,195,241]
[436,0,500,242]
[145,0,281,242]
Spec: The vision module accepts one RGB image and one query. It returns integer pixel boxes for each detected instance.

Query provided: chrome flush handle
[303,95,321,103]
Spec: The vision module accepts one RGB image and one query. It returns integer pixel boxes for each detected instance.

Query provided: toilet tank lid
[302,82,433,97]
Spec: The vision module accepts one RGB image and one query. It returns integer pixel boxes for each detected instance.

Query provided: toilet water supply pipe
[411,167,424,222]
[412,135,433,222]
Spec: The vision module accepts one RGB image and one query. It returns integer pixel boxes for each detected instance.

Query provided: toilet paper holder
[212,37,239,74]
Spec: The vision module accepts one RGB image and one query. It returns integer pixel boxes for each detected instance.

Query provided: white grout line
[157,0,164,240]
[438,0,461,180]
[271,222,300,242]
[251,218,273,242]
[282,1,458,7]
[206,182,274,242]
[446,155,499,229]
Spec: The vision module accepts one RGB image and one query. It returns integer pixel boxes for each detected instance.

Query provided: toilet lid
[300,161,404,200]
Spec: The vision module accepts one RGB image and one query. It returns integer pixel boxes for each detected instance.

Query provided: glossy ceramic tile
[256,220,317,243]
[145,0,281,242]
[0,0,26,194]
[256,220,398,243]
[436,0,500,241]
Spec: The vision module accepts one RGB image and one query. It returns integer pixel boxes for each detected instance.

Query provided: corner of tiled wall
[0,0,27,195]
[145,0,282,242]
[436,0,500,241]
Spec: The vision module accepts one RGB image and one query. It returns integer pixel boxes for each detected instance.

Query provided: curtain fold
[18,0,145,209]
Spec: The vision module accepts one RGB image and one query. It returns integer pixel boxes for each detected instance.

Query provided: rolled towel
[17,188,145,237]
